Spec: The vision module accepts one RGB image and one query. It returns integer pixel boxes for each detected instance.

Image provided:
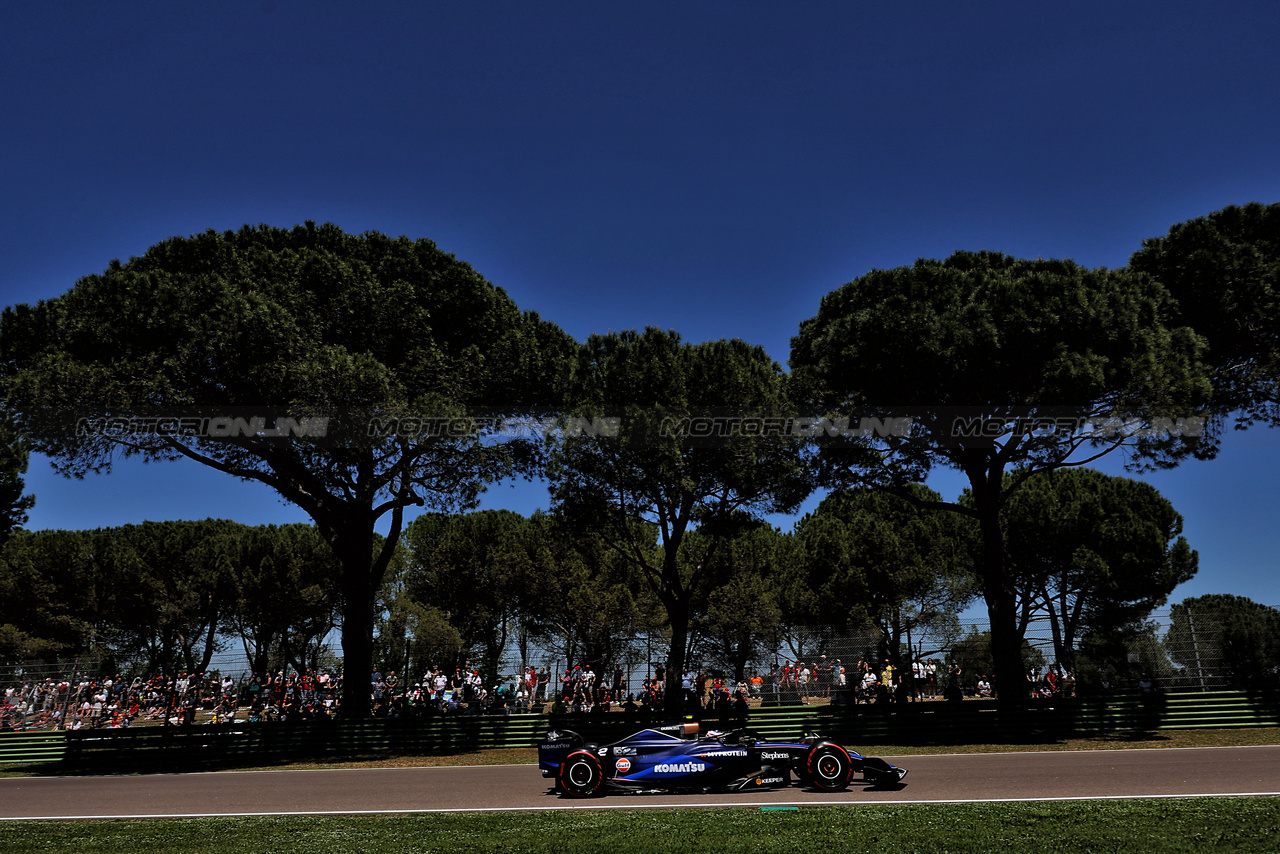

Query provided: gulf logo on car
[616,758,631,773]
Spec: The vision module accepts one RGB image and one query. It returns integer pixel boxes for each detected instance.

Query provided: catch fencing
[745,606,1262,695]
[1,605,1271,715]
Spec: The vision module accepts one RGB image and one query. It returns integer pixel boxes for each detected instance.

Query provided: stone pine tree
[790,251,1211,705]
[794,483,978,678]
[695,523,794,687]
[549,328,811,715]
[0,223,574,716]
[397,509,549,684]
[1166,594,1280,690]
[1000,467,1197,676]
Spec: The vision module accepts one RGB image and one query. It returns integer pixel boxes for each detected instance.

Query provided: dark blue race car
[539,722,907,798]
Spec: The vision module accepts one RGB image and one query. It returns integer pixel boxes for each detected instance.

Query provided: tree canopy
[795,483,978,671]
[1129,201,1280,427]
[1167,594,1280,690]
[695,522,795,685]
[0,519,340,674]
[1001,467,1197,675]
[396,509,552,681]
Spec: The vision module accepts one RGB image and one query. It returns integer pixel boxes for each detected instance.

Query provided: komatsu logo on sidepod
[654,761,707,773]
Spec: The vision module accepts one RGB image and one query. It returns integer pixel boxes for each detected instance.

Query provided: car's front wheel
[558,750,604,798]
[805,744,853,792]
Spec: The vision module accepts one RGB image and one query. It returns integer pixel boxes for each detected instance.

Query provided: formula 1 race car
[539,722,907,798]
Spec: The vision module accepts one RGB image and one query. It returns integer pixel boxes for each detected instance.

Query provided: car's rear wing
[538,729,586,777]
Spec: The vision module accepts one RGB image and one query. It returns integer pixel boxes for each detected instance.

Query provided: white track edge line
[5,791,1280,821]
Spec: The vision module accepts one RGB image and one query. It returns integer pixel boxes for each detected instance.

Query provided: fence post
[1188,611,1208,692]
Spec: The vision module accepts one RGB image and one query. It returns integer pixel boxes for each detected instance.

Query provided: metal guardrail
[3,691,1277,769]
[0,730,67,764]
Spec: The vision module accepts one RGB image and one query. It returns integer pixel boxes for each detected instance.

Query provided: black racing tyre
[558,749,604,798]
[805,743,854,792]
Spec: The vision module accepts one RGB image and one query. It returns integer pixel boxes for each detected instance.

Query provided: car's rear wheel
[558,750,604,798]
[805,744,853,792]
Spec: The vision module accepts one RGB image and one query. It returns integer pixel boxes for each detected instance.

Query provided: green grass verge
[3,799,1279,853]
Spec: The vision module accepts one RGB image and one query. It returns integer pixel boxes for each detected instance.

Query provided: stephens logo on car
[654,762,707,774]
[761,751,790,761]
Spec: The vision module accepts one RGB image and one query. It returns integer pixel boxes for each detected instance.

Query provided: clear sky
[3,2,1278,609]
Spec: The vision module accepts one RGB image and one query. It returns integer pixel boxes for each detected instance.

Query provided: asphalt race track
[4,746,1280,820]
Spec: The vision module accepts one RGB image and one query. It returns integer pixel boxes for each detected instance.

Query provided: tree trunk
[331,519,379,719]
[664,605,690,718]
[250,635,270,679]
[197,615,218,674]
[985,580,1027,705]
[971,467,1029,708]
[338,568,375,717]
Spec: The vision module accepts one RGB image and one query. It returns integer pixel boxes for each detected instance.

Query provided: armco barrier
[0,730,66,764]
[1158,690,1280,729]
[3,690,1277,771]
[57,714,555,773]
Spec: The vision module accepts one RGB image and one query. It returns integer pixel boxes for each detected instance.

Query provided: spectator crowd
[3,655,1083,733]
[1,671,269,731]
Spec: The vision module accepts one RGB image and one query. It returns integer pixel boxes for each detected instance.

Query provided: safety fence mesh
[3,604,1274,708]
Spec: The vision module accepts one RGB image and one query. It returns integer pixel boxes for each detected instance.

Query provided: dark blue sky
[4,2,1279,608]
